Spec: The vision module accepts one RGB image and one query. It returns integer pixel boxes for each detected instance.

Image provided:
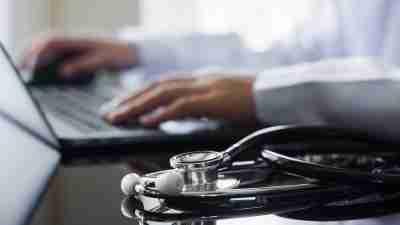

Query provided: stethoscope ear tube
[261,148,400,186]
[122,125,400,216]
[279,191,400,221]
[222,125,400,186]
[221,125,388,166]
[122,184,391,222]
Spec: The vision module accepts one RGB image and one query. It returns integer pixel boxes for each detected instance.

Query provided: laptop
[0,112,60,225]
[0,43,255,158]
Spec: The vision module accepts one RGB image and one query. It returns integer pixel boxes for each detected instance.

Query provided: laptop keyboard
[31,85,132,132]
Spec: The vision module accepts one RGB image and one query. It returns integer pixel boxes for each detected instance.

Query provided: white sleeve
[253,57,400,140]
[118,1,342,75]
[133,32,247,75]
[243,0,344,70]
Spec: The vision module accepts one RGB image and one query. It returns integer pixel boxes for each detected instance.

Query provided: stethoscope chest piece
[170,150,224,192]
[121,126,400,220]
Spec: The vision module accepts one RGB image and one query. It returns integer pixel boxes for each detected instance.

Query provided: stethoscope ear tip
[155,171,184,196]
[121,173,141,196]
[121,171,185,196]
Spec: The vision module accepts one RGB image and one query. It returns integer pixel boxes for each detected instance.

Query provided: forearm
[253,57,400,140]
[132,33,247,75]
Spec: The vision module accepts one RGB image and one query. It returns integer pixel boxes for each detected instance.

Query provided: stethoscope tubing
[280,191,400,221]
[225,125,400,186]
[221,125,392,166]
[261,148,400,186]
[133,125,400,210]
[130,190,400,222]
[130,200,313,222]
[140,179,382,206]
[127,185,387,221]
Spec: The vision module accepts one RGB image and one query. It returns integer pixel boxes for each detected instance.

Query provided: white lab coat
[125,0,400,223]
[126,0,400,141]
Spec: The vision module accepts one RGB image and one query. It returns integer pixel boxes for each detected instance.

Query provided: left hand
[103,76,258,126]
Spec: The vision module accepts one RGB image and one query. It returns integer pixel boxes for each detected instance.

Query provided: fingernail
[140,113,163,126]
[98,105,111,117]
[60,66,73,78]
[139,115,152,125]
[114,104,131,114]
[105,104,132,123]
[140,108,165,125]
[98,98,124,116]
[104,112,115,122]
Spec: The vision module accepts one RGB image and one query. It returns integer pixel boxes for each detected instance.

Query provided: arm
[102,57,400,142]
[254,57,400,140]
[19,33,247,79]
[123,1,342,75]
[243,0,344,70]
[132,33,247,75]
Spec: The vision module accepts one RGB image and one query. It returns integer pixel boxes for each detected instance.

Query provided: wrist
[118,42,140,69]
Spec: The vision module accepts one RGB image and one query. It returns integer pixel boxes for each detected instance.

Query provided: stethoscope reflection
[120,126,400,224]
[121,190,400,225]
[120,195,279,225]
[121,196,216,225]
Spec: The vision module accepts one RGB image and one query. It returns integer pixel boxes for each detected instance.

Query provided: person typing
[19,1,400,224]
[19,0,400,138]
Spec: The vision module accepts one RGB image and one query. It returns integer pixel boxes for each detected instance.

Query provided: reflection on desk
[121,193,400,225]
[120,154,400,225]
[33,150,400,225]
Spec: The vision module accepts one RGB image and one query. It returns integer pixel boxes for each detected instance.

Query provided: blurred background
[0,1,316,225]
[2,0,315,54]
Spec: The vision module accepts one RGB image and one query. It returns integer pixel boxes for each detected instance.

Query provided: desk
[31,152,400,225]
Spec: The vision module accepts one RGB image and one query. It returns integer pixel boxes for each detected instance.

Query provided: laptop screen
[0,117,60,225]
[0,44,59,147]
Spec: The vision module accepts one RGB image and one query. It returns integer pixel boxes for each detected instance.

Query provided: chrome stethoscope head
[170,151,224,192]
[123,125,394,197]
[167,125,282,189]
[170,151,224,170]
[122,126,292,196]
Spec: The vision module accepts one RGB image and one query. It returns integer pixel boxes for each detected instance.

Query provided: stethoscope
[121,190,400,223]
[121,125,400,212]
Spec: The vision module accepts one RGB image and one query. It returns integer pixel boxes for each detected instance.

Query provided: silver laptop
[0,113,59,225]
[0,43,255,157]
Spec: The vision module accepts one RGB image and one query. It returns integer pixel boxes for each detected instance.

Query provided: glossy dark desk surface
[31,151,400,225]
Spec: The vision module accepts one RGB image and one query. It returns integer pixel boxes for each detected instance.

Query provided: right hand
[20,36,139,78]
[104,76,258,126]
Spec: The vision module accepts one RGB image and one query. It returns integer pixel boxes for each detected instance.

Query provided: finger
[19,39,52,69]
[99,78,195,117]
[35,38,97,56]
[59,52,107,77]
[139,95,208,126]
[119,78,196,105]
[156,72,196,80]
[106,84,202,123]
[19,48,36,69]
[20,37,94,69]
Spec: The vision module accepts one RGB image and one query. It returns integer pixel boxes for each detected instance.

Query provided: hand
[103,76,258,126]
[20,36,139,78]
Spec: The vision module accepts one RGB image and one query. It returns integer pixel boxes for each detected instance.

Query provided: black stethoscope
[121,125,400,213]
[121,192,400,223]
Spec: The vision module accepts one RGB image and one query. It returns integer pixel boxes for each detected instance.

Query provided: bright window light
[0,0,13,49]
[196,0,316,51]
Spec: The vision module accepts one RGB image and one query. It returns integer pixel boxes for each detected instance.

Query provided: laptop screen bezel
[0,43,61,149]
